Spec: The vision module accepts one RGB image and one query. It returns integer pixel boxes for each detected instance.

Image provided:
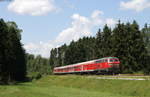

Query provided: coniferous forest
[0,19,26,84]
[0,18,150,84]
[50,21,150,74]
[0,19,51,84]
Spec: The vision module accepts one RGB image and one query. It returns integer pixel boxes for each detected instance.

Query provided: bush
[27,72,42,81]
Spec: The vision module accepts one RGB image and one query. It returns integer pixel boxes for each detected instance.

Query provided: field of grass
[0,75,150,97]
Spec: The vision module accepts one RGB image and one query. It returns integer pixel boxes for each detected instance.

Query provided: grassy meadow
[0,75,149,97]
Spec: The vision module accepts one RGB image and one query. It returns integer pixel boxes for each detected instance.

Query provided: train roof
[54,59,95,69]
[54,57,118,69]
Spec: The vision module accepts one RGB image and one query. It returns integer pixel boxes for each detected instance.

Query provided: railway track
[87,75,150,80]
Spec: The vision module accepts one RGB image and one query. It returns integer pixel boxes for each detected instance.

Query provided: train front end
[108,57,120,74]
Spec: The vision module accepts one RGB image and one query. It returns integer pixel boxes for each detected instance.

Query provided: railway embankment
[0,75,150,97]
[38,75,150,97]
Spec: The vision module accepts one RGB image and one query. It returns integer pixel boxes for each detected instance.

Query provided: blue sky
[0,0,150,57]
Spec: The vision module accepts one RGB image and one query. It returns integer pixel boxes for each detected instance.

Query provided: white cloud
[24,41,54,57]
[8,0,57,16]
[91,10,104,25]
[55,10,104,44]
[106,18,117,27]
[120,0,150,12]
[91,10,103,19]
[55,10,116,44]
[55,14,91,44]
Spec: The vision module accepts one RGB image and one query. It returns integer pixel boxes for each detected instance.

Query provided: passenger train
[53,57,120,74]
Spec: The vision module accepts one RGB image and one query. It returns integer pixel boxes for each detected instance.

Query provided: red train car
[53,57,120,74]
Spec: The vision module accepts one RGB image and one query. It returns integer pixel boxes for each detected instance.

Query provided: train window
[109,59,113,62]
[74,67,77,69]
[75,66,80,69]
[104,59,108,62]
[102,59,106,62]
[95,60,102,63]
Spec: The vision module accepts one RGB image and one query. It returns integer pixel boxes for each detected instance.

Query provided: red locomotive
[53,57,120,74]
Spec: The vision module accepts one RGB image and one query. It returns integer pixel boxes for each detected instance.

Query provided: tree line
[26,53,51,80]
[0,18,51,84]
[50,21,150,74]
[0,19,26,84]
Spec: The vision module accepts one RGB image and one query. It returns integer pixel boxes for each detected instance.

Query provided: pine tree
[0,19,26,84]
[111,21,130,72]
[128,21,147,72]
[101,25,112,57]
[57,44,67,66]
[95,29,103,58]
[0,19,9,83]
[6,21,26,81]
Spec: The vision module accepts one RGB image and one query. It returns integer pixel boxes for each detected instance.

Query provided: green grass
[0,75,149,97]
